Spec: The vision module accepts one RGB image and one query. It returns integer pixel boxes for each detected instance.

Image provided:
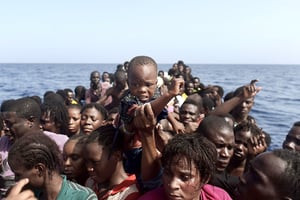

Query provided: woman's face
[80,107,104,135]
[63,140,85,180]
[163,155,202,200]
[68,107,81,135]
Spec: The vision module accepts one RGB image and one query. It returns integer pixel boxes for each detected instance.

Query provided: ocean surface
[0,63,299,150]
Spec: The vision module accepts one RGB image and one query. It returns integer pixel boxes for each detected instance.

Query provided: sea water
[0,63,299,150]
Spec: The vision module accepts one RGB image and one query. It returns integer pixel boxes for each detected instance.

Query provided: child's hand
[168,77,185,97]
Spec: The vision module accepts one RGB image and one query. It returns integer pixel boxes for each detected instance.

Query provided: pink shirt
[138,184,232,200]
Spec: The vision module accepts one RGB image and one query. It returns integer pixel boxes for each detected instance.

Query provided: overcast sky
[1,0,299,64]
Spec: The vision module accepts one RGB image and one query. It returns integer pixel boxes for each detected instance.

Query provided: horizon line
[0,62,299,65]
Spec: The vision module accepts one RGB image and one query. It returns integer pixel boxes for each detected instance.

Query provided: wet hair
[40,101,70,135]
[128,56,157,74]
[272,149,300,199]
[86,125,124,153]
[4,97,41,120]
[81,103,108,120]
[8,132,62,175]
[161,134,217,184]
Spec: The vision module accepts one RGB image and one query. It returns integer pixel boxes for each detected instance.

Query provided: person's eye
[71,155,80,161]
[180,174,191,182]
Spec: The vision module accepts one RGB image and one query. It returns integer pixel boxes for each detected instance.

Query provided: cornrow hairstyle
[272,149,300,199]
[65,134,88,148]
[86,124,124,154]
[81,103,108,120]
[161,133,217,184]
[128,56,158,74]
[8,132,63,175]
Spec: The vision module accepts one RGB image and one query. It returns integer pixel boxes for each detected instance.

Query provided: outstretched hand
[242,79,262,99]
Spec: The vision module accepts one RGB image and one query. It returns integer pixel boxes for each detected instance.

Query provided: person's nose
[168,177,180,190]
[220,147,231,158]
[64,157,71,166]
[235,143,243,152]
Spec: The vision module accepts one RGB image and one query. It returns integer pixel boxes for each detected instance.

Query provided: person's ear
[34,163,46,177]
[111,150,122,161]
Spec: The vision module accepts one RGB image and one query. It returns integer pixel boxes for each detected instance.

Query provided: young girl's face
[162,155,202,200]
[80,108,104,135]
[68,107,81,135]
[128,64,157,103]
[85,142,116,184]
[63,140,85,180]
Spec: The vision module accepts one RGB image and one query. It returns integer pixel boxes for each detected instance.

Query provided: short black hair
[272,149,300,199]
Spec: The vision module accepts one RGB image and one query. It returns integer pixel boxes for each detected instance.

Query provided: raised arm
[209,80,262,116]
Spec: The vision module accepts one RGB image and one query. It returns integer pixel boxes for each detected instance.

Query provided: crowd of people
[0,56,300,200]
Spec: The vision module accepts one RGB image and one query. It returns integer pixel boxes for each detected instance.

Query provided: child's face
[85,142,116,184]
[128,64,157,103]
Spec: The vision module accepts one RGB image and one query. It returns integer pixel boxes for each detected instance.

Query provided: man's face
[206,127,235,173]
[2,112,30,141]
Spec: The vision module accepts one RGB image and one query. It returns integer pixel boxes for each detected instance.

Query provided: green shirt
[57,175,98,200]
